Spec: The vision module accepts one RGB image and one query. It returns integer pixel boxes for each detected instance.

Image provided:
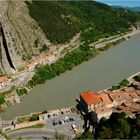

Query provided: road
[94,29,140,49]
[0,69,33,93]
[7,128,72,139]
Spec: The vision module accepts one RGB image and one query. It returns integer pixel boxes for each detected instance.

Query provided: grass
[18,66,25,72]
[0,90,13,106]
[17,116,30,124]
[9,124,44,132]
[25,124,44,129]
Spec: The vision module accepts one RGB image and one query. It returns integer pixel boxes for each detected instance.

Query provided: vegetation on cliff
[26,1,140,44]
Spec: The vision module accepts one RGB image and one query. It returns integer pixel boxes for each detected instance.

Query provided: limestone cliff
[0,0,52,74]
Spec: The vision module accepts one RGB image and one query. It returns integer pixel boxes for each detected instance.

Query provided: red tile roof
[26,54,55,68]
[80,91,101,105]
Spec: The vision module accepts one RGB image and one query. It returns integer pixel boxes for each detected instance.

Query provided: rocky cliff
[0,0,52,74]
[0,0,139,75]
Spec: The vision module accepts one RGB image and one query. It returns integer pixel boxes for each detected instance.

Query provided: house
[80,91,101,113]
[0,76,11,88]
[98,92,113,108]
[95,107,113,120]
[80,91,114,112]
[108,90,133,106]
[79,86,140,121]
[114,101,140,117]
[26,54,56,70]
[47,54,56,64]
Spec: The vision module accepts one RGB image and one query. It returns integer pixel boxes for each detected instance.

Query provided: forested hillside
[75,112,140,139]
[26,1,140,44]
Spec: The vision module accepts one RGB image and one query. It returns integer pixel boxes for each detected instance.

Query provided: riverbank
[94,28,140,49]
[1,30,140,120]
[24,29,140,88]
[2,70,140,122]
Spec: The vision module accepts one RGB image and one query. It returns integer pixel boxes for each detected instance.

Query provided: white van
[71,124,78,132]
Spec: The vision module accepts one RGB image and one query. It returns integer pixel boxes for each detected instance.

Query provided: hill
[26,1,140,44]
[113,5,140,12]
[0,1,140,74]
[129,7,140,12]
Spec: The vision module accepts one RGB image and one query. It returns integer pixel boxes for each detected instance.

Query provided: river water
[1,33,140,120]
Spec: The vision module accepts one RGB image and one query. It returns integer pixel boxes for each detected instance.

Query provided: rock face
[0,0,52,74]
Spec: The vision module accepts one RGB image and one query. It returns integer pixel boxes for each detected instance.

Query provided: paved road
[0,69,33,93]
[7,128,72,139]
[94,29,140,49]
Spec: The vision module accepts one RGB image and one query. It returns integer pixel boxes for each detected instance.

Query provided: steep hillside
[0,0,139,74]
[26,1,140,44]
[1,0,51,64]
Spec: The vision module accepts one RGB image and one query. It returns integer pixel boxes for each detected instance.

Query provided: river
[1,33,140,120]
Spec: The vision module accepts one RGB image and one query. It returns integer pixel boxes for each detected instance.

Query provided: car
[58,120,63,125]
[69,117,74,122]
[66,119,69,123]
[61,111,64,115]
[53,122,58,126]
[64,116,69,120]
[71,124,78,132]
[52,113,56,117]
[64,120,66,123]
[44,115,48,121]
[48,114,51,118]
[61,120,64,124]
[67,110,71,114]
[52,120,58,126]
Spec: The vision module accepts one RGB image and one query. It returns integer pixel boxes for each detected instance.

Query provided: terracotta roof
[115,104,140,116]
[136,90,140,97]
[123,87,135,92]
[98,92,113,105]
[109,91,133,102]
[0,76,9,83]
[80,91,101,105]
[26,54,55,68]
[129,91,140,99]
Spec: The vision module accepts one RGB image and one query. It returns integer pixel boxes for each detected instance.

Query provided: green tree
[119,79,129,87]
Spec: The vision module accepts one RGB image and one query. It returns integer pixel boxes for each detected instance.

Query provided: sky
[96,0,140,7]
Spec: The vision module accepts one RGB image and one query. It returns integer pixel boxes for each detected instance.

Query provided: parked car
[58,120,63,125]
[52,120,58,126]
[69,117,74,122]
[71,124,78,132]
[61,111,64,115]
